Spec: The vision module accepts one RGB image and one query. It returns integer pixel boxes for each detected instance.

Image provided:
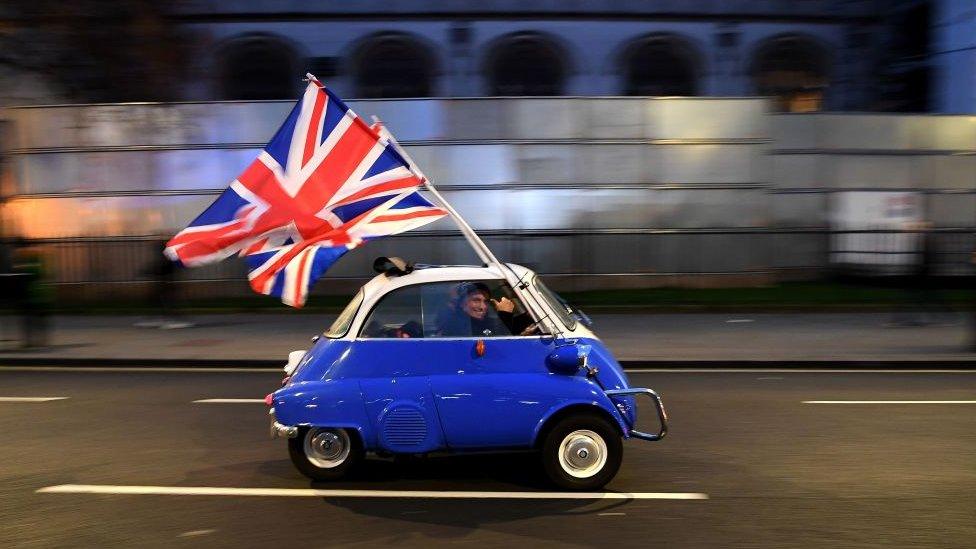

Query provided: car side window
[360,285,423,338]
[422,280,536,338]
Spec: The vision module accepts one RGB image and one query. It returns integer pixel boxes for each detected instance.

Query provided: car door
[427,336,558,449]
[420,280,560,449]
[354,284,447,454]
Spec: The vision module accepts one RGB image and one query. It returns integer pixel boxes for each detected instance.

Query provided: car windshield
[533,276,577,331]
[324,289,364,338]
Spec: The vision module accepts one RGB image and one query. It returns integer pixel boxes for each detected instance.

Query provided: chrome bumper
[269,409,298,439]
[605,388,668,441]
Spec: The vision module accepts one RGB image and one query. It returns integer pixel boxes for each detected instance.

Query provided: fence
[2,98,976,299]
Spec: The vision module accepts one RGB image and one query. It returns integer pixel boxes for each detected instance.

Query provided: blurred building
[177,0,943,113]
[1,0,970,113]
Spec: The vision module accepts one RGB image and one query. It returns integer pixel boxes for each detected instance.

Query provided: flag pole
[371,117,498,267]
[373,118,559,334]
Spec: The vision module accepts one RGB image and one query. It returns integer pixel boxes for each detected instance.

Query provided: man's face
[461,291,489,320]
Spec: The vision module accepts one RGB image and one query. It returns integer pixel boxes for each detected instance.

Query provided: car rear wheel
[541,415,622,491]
[289,427,363,481]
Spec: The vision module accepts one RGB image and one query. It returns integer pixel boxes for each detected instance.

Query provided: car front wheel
[541,414,623,491]
[288,427,363,481]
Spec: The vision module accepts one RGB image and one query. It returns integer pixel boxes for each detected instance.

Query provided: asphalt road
[1,368,974,548]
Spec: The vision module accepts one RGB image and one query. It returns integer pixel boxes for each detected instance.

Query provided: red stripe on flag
[296,119,379,212]
[168,225,247,263]
[242,237,269,256]
[166,203,258,260]
[329,176,422,208]
[302,90,326,168]
[237,158,332,238]
[238,159,292,206]
[292,248,312,307]
[247,206,377,292]
[371,209,447,224]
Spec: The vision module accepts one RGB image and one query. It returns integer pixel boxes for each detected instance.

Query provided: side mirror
[545,343,592,375]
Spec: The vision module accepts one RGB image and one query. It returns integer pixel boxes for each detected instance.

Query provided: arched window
[752,35,830,112]
[352,33,435,98]
[486,33,567,96]
[217,34,300,100]
[621,35,700,96]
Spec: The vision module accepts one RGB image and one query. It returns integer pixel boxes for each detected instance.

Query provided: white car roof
[336,261,596,340]
[360,263,534,303]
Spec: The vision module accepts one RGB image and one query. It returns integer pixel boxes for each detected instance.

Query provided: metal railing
[3,228,970,298]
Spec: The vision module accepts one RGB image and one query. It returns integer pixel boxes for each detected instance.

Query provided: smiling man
[436,281,525,337]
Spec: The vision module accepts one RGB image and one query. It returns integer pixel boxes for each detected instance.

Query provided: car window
[324,289,363,338]
[360,285,423,338]
[423,280,534,338]
[359,280,538,339]
[533,276,577,331]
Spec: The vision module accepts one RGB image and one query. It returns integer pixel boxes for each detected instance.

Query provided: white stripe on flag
[335,141,388,200]
[285,83,321,184]
[326,165,416,207]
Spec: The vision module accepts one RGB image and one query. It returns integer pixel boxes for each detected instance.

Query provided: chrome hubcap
[557,429,607,479]
[304,428,350,469]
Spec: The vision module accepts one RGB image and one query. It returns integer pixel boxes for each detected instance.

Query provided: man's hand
[491,297,515,313]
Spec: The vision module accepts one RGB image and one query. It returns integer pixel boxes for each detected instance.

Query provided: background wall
[2,97,974,300]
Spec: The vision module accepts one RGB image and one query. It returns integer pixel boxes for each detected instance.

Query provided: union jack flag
[165,74,446,307]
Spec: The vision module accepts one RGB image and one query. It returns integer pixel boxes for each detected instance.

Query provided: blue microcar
[268,259,667,490]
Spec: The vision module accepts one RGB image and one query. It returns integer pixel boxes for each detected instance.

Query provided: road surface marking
[193,399,265,404]
[598,512,627,516]
[178,530,216,538]
[37,484,709,500]
[804,400,976,404]
[725,319,754,323]
[0,397,68,402]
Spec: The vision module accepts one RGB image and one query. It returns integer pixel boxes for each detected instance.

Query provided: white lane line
[178,530,216,538]
[725,319,754,323]
[37,484,709,500]
[804,400,976,404]
[193,399,265,404]
[0,397,68,402]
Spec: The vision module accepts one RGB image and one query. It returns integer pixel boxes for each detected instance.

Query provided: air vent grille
[382,406,428,447]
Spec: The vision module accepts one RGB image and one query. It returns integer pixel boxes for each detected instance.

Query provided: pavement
[0,312,974,366]
[2,368,973,547]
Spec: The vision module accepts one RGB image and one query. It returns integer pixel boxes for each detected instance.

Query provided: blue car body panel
[273,334,637,453]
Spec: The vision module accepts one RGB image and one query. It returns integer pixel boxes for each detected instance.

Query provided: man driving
[436,281,534,337]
